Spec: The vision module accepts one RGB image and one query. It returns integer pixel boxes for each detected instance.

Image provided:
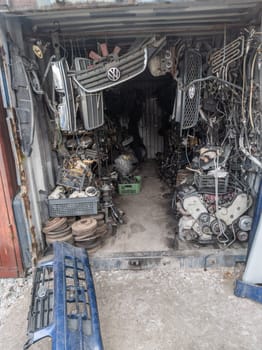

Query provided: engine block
[177,187,252,245]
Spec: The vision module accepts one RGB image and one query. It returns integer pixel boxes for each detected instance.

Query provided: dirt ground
[0,267,261,350]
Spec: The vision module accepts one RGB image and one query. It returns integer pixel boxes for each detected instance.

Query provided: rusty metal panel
[0,94,23,277]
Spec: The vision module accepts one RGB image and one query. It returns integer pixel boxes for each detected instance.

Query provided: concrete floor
[95,268,262,350]
[98,161,176,254]
[0,162,256,349]
[0,268,262,350]
[95,160,246,257]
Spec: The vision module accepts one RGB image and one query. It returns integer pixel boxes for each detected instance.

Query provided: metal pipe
[239,131,262,169]
[248,45,261,129]
[182,75,243,92]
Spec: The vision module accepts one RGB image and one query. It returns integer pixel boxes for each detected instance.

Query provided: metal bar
[32,12,249,26]
[14,2,260,19]
[90,248,247,271]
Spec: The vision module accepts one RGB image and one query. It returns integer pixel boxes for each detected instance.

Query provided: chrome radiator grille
[73,47,148,93]
[181,49,202,130]
[74,58,104,130]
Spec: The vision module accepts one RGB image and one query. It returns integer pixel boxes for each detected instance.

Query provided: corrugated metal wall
[9,1,261,39]
[139,95,164,159]
[119,79,167,160]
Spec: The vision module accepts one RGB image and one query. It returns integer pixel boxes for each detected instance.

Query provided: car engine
[161,28,262,246]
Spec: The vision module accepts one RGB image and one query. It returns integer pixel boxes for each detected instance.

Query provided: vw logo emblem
[188,84,196,99]
[107,67,121,82]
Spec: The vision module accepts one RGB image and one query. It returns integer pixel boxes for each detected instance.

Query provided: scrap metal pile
[31,39,167,251]
[159,29,261,246]
[10,28,261,251]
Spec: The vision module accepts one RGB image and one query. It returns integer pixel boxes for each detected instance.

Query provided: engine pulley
[210,219,227,235]
[238,215,252,232]
[236,230,249,242]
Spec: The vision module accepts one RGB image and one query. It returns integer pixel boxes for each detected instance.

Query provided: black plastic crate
[48,196,99,217]
[57,168,87,191]
[194,173,228,194]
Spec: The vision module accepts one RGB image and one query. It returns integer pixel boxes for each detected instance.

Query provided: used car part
[72,218,107,251]
[216,193,253,226]
[74,58,104,130]
[51,58,76,132]
[72,37,166,93]
[24,242,104,350]
[10,45,35,156]
[42,218,74,245]
[210,36,245,80]
[173,48,202,132]
[148,48,175,77]
[177,189,253,245]
[57,165,87,191]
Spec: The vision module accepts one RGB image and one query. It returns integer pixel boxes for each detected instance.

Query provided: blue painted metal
[24,242,104,350]
[234,280,262,304]
[13,193,32,270]
[247,179,262,257]
[234,179,262,303]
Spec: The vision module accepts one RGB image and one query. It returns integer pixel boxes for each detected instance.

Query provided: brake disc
[72,218,98,234]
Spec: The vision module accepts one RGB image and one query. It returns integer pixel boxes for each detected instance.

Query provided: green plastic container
[118,176,142,195]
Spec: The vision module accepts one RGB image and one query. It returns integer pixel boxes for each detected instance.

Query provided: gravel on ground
[0,267,261,350]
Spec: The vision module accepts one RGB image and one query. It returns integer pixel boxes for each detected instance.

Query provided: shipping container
[0,0,261,275]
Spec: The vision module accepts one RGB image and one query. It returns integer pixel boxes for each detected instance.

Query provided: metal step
[90,248,246,271]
